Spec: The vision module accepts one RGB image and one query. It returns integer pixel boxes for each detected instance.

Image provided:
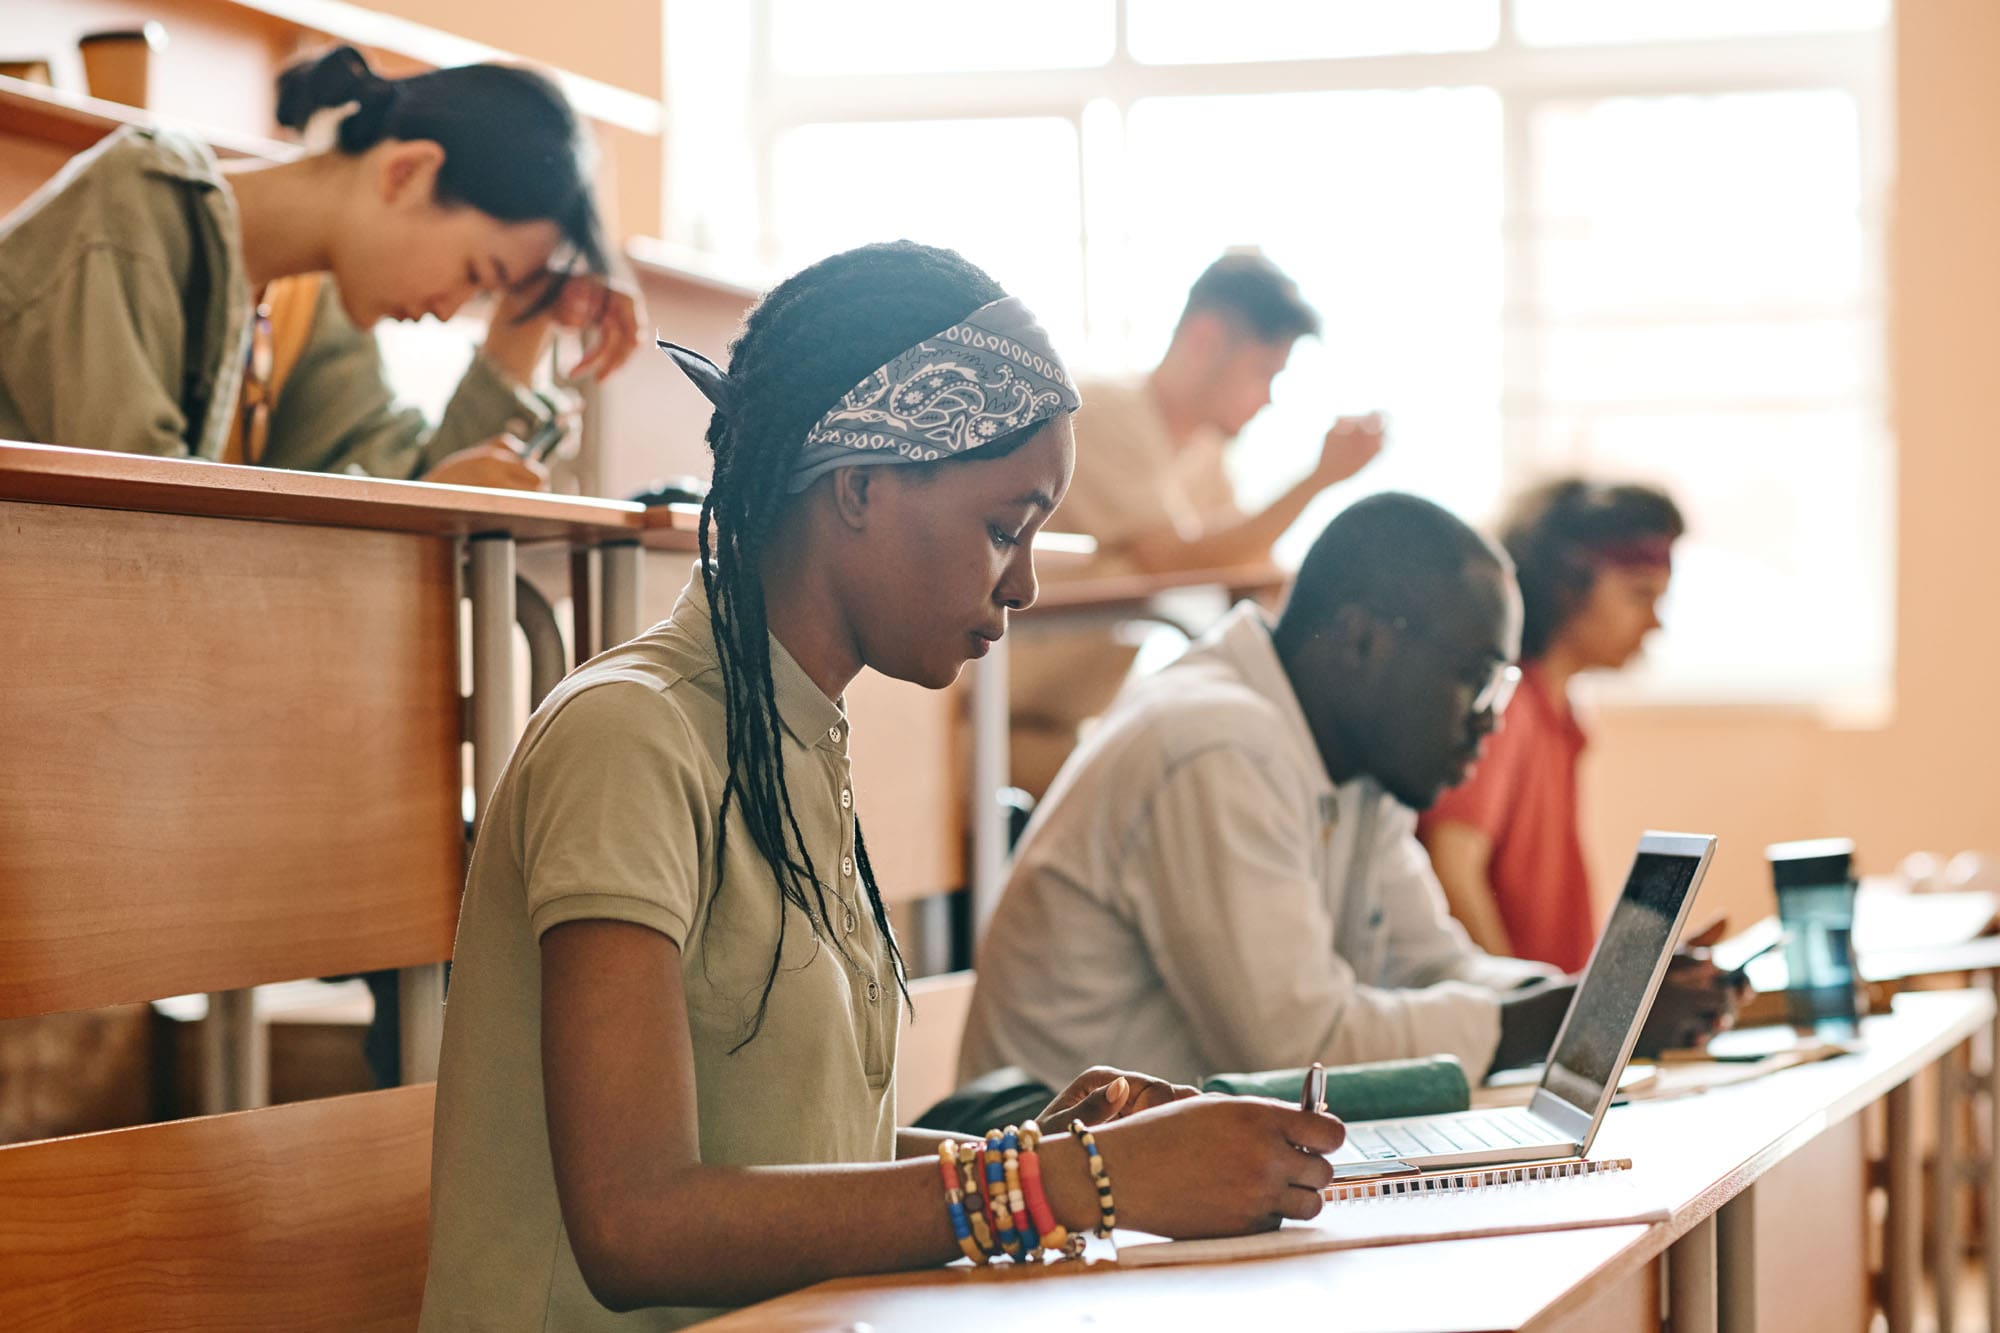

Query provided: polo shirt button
[866,978,880,1003]
[843,905,857,934]
[828,724,842,744]
[842,855,854,879]
[840,787,852,810]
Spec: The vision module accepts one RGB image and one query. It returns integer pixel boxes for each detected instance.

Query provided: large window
[663,1,1892,709]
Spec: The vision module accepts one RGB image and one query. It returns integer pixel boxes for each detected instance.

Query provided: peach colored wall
[348,0,662,237]
[1581,0,2000,932]
[348,1,661,99]
[4,0,293,130]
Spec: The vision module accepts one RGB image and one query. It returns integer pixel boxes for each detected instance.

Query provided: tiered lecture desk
[701,990,1991,1333]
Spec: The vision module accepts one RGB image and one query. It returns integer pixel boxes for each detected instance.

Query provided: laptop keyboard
[1346,1109,1558,1160]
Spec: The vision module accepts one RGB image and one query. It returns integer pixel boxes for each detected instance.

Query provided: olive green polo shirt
[0,126,548,475]
[421,576,900,1331]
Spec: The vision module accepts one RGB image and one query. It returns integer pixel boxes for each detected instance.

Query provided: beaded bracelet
[955,1141,996,1258]
[1070,1119,1118,1237]
[1018,1120,1085,1259]
[983,1130,1023,1257]
[1000,1127,1042,1257]
[937,1140,989,1264]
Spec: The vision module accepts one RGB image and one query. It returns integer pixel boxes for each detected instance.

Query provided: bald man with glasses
[961,493,1735,1092]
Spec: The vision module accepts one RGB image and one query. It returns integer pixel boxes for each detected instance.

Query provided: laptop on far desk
[1329,830,1717,1172]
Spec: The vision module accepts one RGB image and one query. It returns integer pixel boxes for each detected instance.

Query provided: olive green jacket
[0,126,549,477]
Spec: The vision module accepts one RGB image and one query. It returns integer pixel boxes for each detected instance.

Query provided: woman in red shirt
[1418,480,1683,971]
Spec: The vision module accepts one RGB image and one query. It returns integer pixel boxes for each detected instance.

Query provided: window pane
[1566,411,1892,704]
[1534,93,1864,315]
[1520,90,1886,701]
[769,0,1113,75]
[1516,0,1887,46]
[769,119,1085,352]
[1128,0,1497,63]
[1117,90,1503,534]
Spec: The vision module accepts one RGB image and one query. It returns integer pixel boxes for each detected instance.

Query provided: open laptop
[1330,830,1717,1172]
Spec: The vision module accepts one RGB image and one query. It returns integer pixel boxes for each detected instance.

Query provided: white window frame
[698,1,1893,710]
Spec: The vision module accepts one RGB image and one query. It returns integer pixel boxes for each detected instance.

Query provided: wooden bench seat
[0,1085,434,1331]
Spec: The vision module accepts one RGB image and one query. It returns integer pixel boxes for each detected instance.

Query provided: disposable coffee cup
[78,23,167,109]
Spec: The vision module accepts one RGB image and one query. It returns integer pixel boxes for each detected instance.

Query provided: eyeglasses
[1370,609,1522,717]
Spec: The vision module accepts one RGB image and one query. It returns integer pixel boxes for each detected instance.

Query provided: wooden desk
[1732,887,2000,1333]
[703,990,1991,1333]
[1018,559,1290,625]
[0,441,654,1105]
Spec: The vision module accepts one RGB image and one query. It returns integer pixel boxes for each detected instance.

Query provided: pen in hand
[1302,1061,1327,1116]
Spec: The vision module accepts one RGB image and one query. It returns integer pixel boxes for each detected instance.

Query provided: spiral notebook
[1116,1158,1665,1269]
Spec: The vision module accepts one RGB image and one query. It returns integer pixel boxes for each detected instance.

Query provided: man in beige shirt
[967,494,1738,1091]
[1011,251,1385,794]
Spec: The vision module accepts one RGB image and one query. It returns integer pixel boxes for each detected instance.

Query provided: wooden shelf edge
[0,440,645,542]
[216,0,663,134]
[0,75,295,160]
[626,236,766,302]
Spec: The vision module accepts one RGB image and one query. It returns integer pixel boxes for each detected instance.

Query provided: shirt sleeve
[1174,438,1245,533]
[1120,744,1516,1079]
[1376,814,1563,998]
[262,282,552,479]
[1061,391,1180,558]
[0,242,196,456]
[516,681,712,946]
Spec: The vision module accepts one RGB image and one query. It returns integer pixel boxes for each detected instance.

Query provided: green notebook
[1202,1056,1470,1121]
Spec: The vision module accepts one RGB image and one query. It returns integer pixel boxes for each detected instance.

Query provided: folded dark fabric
[912,1065,1054,1137]
[1202,1056,1470,1121]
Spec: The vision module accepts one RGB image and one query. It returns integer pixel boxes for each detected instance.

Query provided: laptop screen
[1536,842,1709,1128]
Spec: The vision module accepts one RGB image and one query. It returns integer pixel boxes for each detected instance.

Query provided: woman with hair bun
[0,44,638,487]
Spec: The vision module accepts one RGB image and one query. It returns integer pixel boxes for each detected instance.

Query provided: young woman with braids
[0,45,638,485]
[421,241,1345,1328]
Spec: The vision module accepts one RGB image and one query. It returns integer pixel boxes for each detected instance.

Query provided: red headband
[1587,536,1674,571]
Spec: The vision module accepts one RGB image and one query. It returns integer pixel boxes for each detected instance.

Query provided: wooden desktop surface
[0,439,692,545]
[704,990,1990,1333]
[1025,560,1289,617]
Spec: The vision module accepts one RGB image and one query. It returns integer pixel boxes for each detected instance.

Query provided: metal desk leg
[1937,1040,1965,1333]
[1716,1186,1757,1333]
[1887,1077,1920,1333]
[1669,1212,1720,1333]
[398,963,447,1085]
[967,637,1010,946]
[468,535,518,816]
[199,987,265,1112]
[599,540,642,647]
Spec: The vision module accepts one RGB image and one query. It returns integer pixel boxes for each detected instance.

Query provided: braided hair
[698,240,1011,1048]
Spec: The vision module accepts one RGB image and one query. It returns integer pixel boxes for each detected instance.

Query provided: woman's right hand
[1047,1096,1344,1240]
[422,437,551,492]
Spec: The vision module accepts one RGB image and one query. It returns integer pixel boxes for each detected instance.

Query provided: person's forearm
[1436,867,1513,957]
[481,306,556,385]
[578,1135,1107,1311]
[576,1156,960,1310]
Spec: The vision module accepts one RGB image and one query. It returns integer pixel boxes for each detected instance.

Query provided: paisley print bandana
[657,295,1080,494]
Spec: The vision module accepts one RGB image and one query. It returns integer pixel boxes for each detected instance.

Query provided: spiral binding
[1323,1156,1634,1202]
